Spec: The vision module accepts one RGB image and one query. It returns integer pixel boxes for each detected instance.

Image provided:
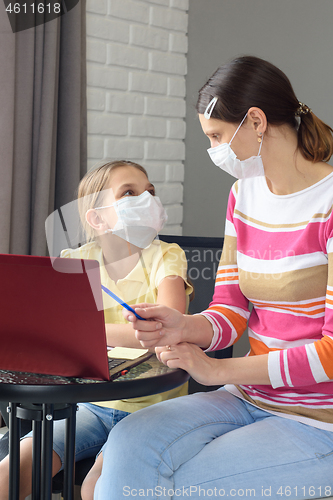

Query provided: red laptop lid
[0,254,109,381]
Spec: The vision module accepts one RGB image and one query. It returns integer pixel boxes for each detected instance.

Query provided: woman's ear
[86,209,106,231]
[247,107,267,135]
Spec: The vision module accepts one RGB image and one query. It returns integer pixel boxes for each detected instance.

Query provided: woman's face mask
[95,190,167,249]
[206,113,265,179]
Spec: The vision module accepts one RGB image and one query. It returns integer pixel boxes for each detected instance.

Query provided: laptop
[0,254,151,381]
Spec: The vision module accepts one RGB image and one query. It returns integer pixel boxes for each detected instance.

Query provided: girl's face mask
[95,190,167,249]
[206,112,265,180]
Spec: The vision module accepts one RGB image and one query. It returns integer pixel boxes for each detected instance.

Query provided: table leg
[41,404,54,500]
[63,404,77,500]
[8,403,20,500]
[32,419,42,500]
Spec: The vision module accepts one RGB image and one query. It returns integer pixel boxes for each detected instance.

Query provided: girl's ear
[247,107,267,135]
[86,209,106,231]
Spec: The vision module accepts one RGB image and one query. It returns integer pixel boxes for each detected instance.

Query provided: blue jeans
[25,403,129,469]
[94,389,333,500]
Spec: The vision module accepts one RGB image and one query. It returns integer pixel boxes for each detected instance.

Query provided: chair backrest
[160,235,232,392]
[160,235,224,314]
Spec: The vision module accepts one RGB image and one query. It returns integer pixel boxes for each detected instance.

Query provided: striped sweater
[202,173,333,430]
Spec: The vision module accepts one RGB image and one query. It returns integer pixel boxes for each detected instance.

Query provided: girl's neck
[99,235,142,283]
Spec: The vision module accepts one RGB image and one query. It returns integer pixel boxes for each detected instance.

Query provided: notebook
[0,254,152,381]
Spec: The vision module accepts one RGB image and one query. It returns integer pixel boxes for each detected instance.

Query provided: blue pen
[101,285,146,320]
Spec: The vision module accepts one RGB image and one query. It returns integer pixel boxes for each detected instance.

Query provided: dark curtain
[0,0,87,256]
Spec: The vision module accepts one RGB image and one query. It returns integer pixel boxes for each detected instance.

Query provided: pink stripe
[235,219,328,258]
[288,346,317,387]
[226,190,236,222]
[202,312,232,349]
[242,383,333,399]
[241,387,333,407]
[249,311,323,343]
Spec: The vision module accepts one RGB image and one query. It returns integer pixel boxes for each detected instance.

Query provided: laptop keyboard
[108,358,126,370]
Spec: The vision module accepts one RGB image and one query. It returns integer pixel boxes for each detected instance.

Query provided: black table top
[0,356,189,404]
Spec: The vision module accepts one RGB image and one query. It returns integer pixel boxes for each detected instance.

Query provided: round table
[0,356,189,500]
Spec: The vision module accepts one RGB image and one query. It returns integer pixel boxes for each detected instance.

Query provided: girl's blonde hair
[77,160,149,242]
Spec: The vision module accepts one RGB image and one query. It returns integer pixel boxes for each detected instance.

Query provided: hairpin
[204,97,218,119]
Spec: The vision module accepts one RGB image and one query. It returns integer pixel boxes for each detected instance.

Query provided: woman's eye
[123,190,134,197]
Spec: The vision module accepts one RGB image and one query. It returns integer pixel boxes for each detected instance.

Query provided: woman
[94,57,333,499]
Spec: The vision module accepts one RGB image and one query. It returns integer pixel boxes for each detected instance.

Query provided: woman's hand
[155,343,223,387]
[122,303,187,349]
[156,343,271,387]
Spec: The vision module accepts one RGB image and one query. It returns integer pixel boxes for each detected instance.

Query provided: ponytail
[298,112,333,163]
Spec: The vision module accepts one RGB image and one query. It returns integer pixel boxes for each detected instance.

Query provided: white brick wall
[86,0,189,235]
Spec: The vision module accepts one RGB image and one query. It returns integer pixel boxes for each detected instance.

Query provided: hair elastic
[296,102,311,117]
[204,97,218,119]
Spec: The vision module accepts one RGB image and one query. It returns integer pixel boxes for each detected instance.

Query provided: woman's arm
[124,306,270,385]
[106,276,187,347]
[156,342,270,386]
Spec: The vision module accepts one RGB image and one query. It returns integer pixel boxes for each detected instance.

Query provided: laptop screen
[0,254,110,381]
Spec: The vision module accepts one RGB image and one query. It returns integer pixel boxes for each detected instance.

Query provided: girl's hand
[155,343,223,387]
[123,303,186,349]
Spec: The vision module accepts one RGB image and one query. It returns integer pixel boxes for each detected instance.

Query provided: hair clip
[204,97,218,119]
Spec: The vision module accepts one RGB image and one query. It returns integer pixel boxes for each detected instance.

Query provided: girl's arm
[106,276,187,347]
[105,323,147,348]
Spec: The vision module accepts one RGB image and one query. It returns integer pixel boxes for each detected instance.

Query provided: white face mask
[207,113,265,179]
[96,190,167,249]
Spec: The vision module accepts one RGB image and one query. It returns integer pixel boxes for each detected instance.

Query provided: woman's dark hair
[196,56,333,163]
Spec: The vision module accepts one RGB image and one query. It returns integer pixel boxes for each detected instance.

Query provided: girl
[0,160,192,500]
[94,57,333,500]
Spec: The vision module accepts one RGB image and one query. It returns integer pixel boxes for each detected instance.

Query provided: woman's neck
[262,125,333,195]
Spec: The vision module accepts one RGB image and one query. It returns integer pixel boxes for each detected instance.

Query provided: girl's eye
[123,190,134,197]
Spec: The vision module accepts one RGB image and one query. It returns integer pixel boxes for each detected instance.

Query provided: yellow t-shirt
[60,239,192,413]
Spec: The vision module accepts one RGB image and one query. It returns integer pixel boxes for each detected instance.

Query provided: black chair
[160,235,233,393]
[161,235,224,315]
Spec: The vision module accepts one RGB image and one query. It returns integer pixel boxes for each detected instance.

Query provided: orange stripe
[217,267,238,274]
[326,290,333,296]
[248,337,281,356]
[252,299,325,310]
[252,303,325,312]
[207,306,247,337]
[284,308,325,316]
[314,336,333,379]
[252,304,325,316]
